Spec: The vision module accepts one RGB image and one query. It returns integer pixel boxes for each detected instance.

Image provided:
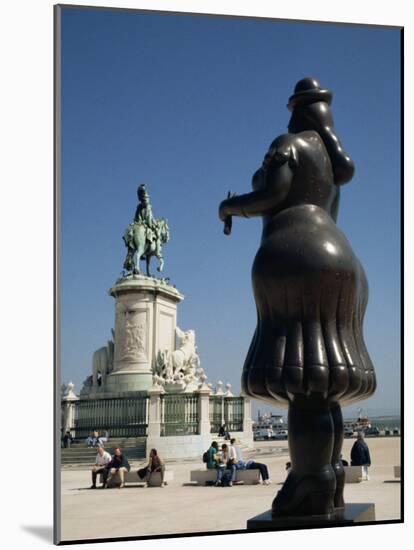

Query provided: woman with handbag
[137,448,166,487]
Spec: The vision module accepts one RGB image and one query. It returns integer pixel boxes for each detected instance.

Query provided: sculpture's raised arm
[218,183,287,221]
[219,135,296,223]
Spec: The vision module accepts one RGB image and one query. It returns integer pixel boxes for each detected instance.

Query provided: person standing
[104,447,131,488]
[350,432,371,480]
[90,446,111,489]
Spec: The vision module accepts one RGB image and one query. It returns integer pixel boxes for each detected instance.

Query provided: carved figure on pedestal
[120,310,146,362]
[219,78,376,517]
[123,184,170,276]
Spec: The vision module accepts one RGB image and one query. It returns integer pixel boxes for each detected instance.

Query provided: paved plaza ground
[60,437,401,542]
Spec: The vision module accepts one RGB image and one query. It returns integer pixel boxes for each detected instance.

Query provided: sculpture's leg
[146,255,151,277]
[330,401,345,508]
[272,395,336,517]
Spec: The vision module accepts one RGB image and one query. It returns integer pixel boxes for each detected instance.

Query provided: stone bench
[394,465,401,478]
[190,468,260,485]
[344,466,364,483]
[100,470,174,487]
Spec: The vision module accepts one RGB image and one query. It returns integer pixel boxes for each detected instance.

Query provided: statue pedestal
[105,275,184,394]
[247,503,375,530]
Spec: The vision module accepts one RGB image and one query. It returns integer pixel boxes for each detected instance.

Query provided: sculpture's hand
[219,192,237,237]
[218,199,229,222]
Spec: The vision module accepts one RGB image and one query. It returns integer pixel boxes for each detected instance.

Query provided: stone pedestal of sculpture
[103,275,184,394]
[247,503,376,530]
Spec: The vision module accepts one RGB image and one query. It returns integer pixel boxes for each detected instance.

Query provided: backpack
[202,450,209,463]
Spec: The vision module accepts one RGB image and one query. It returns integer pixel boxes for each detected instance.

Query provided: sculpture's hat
[137,184,149,200]
[287,77,333,112]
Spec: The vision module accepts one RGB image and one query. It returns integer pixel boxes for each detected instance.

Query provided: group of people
[86,429,370,490]
[204,438,270,486]
[90,446,166,489]
[86,430,109,448]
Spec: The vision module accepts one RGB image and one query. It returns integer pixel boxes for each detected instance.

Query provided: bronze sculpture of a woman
[219,77,376,517]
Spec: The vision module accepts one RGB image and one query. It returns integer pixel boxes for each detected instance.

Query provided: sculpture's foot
[272,466,336,517]
[333,461,345,509]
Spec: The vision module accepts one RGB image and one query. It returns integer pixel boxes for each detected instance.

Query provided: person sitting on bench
[90,445,111,489]
[245,459,271,485]
[137,448,166,487]
[228,439,271,485]
[205,441,219,469]
[103,447,130,488]
[228,439,245,485]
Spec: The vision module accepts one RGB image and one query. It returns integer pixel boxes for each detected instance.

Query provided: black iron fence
[209,395,224,434]
[209,396,244,434]
[224,397,244,432]
[74,395,149,439]
[160,393,199,436]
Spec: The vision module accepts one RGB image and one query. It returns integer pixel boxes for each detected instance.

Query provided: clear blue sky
[60,7,401,419]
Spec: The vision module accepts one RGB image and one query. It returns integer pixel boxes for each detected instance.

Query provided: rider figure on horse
[134,185,155,234]
[123,184,169,276]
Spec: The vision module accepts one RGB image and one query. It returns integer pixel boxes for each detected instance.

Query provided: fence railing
[209,396,244,433]
[74,395,149,439]
[209,396,223,434]
[160,393,199,436]
[224,397,244,432]
[65,392,246,440]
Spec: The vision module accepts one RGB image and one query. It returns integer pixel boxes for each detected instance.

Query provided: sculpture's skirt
[242,204,376,407]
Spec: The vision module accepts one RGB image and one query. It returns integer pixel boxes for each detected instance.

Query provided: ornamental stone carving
[152,327,207,392]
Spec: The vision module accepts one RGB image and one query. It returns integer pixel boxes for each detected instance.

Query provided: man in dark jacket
[103,447,131,488]
[350,432,371,480]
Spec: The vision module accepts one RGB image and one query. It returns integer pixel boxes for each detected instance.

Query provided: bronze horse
[123,218,169,277]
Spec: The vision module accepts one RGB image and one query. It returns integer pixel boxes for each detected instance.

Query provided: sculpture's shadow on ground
[21,525,53,543]
[383,480,400,483]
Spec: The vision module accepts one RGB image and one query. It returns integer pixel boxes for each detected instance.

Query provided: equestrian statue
[123,184,169,277]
